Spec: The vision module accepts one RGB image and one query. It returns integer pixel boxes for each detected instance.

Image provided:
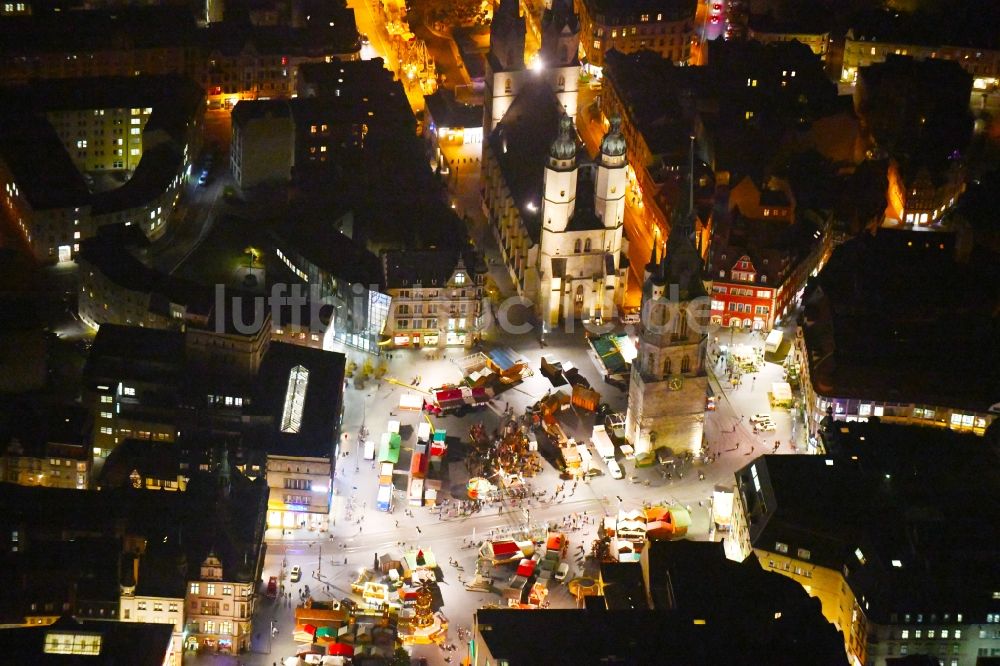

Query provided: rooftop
[256,342,346,458]
[736,421,1000,623]
[0,616,173,665]
[487,80,566,241]
[423,88,483,130]
[76,232,213,318]
[799,230,999,410]
[382,248,483,290]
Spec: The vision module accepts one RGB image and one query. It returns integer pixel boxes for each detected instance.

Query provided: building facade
[119,595,184,666]
[841,26,1000,93]
[382,250,486,349]
[184,553,256,654]
[265,455,333,531]
[537,115,627,325]
[708,179,832,331]
[625,220,708,459]
[730,433,1000,666]
[0,75,204,262]
[577,0,697,72]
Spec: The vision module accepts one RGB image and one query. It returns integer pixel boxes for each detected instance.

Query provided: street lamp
[688,134,696,216]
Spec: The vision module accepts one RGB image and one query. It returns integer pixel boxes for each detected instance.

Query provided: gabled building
[381,249,486,348]
[708,182,831,331]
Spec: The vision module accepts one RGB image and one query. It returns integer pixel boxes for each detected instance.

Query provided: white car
[754,420,776,433]
[290,565,301,582]
[750,413,772,424]
[607,459,624,479]
[555,562,570,581]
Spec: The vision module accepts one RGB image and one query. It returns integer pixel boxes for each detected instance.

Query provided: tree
[388,646,412,666]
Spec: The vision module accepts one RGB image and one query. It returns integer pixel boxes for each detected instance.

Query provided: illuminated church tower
[625,212,709,458]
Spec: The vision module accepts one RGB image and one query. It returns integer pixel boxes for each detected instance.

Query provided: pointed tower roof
[660,209,707,301]
[600,115,627,158]
[549,114,577,161]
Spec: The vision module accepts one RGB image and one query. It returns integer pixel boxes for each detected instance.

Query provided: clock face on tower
[668,376,683,391]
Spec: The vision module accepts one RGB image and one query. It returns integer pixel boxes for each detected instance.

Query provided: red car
[710,15,721,23]
[712,3,722,11]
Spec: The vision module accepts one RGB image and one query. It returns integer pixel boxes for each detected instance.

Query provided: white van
[765,329,783,354]
[607,459,624,479]
[363,439,376,460]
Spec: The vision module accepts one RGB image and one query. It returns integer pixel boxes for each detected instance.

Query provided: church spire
[540,0,579,67]
[489,0,526,71]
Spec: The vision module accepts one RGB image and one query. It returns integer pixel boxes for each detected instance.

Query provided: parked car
[750,413,772,424]
[555,562,570,581]
[290,565,302,582]
[607,459,624,480]
[754,420,776,433]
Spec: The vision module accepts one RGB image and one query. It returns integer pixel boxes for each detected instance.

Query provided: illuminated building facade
[625,217,708,458]
[708,178,832,331]
[0,402,90,490]
[577,0,696,73]
[381,250,486,348]
[184,553,256,654]
[0,6,362,106]
[730,426,1000,666]
[0,75,203,262]
[841,22,1000,93]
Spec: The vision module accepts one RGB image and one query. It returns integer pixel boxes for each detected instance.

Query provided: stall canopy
[488,347,521,371]
[327,643,355,656]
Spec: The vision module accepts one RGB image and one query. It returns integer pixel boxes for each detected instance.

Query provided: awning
[327,643,355,656]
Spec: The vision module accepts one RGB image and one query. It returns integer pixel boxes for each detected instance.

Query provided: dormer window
[761,275,767,283]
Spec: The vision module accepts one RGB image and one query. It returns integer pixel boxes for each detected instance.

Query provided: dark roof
[0,6,199,54]
[0,399,90,456]
[98,439,182,489]
[76,234,213,317]
[736,421,1000,623]
[0,75,203,213]
[271,216,383,288]
[564,167,606,232]
[748,12,830,35]
[583,0,696,21]
[0,114,90,210]
[0,468,268,586]
[382,248,482,289]
[83,324,186,388]
[475,596,847,665]
[423,88,483,130]
[232,98,292,128]
[0,616,173,665]
[256,342,346,458]
[848,7,1000,51]
[800,231,999,410]
[708,210,822,287]
[487,80,565,241]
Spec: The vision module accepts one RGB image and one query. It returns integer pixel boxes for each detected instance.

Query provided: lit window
[130,149,140,156]
[44,633,102,655]
[854,548,866,564]
[281,365,309,434]
[130,128,140,135]
[774,542,788,554]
